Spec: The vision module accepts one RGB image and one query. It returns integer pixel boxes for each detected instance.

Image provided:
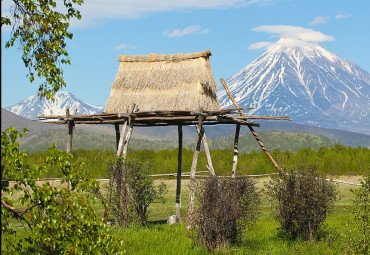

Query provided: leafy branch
[2,0,84,100]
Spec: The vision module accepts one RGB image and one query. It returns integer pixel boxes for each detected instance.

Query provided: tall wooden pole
[175,125,183,222]
[186,116,204,229]
[122,118,135,162]
[121,104,137,162]
[232,124,241,178]
[201,133,216,176]
[66,108,74,153]
[116,120,128,157]
[220,78,280,171]
[66,121,75,153]
[115,123,120,151]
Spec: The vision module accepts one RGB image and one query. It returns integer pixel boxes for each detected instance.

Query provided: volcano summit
[217,38,370,135]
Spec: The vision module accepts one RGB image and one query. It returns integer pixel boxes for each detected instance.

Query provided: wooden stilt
[116,120,128,157]
[115,123,120,151]
[220,78,281,171]
[186,116,204,229]
[201,133,216,176]
[66,108,75,153]
[247,126,280,170]
[122,119,134,162]
[232,124,241,178]
[121,104,138,159]
[175,125,183,222]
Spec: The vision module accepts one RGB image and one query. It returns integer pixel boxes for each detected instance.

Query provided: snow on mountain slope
[217,38,370,134]
[6,91,104,119]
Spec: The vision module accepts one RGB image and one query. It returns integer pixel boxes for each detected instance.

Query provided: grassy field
[105,176,363,254]
[3,176,365,254]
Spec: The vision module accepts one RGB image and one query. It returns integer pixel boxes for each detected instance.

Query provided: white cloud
[112,44,137,50]
[2,0,273,29]
[310,16,329,25]
[164,25,210,38]
[73,0,271,28]
[113,44,128,50]
[248,41,273,50]
[336,12,352,19]
[251,25,335,43]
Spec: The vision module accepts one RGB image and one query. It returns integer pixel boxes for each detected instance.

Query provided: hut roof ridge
[117,50,212,62]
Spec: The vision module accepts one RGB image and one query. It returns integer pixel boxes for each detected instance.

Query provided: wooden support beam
[66,108,75,153]
[186,116,204,229]
[116,120,128,157]
[175,125,183,222]
[66,121,75,153]
[248,125,280,170]
[114,123,120,151]
[201,132,216,176]
[232,124,241,178]
[221,78,281,171]
[121,104,138,162]
[122,118,134,162]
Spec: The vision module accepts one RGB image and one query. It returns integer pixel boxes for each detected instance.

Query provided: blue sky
[1,0,369,107]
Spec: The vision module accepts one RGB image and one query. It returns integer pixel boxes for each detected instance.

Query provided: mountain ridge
[5,91,104,119]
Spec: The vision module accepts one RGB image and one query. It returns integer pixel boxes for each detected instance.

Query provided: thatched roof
[104,50,221,113]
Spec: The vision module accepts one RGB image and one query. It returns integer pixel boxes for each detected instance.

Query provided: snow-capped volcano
[6,91,104,119]
[217,38,370,134]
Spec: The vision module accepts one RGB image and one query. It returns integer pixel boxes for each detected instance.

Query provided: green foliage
[23,144,370,178]
[1,128,125,254]
[2,0,83,99]
[267,166,337,241]
[349,175,369,254]
[192,177,260,251]
[108,160,167,226]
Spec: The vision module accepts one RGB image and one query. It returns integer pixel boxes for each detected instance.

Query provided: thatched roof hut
[104,50,221,113]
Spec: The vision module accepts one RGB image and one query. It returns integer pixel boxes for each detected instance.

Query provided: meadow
[105,177,364,254]
[2,131,368,254]
[3,176,364,254]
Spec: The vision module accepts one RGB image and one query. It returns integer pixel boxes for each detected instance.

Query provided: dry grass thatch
[104,50,221,113]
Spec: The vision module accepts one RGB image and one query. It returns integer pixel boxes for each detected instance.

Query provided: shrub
[267,166,337,241]
[1,128,125,254]
[192,176,259,251]
[108,159,166,226]
[349,174,369,254]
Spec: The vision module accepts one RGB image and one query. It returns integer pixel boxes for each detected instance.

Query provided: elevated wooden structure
[38,50,291,228]
[39,106,290,227]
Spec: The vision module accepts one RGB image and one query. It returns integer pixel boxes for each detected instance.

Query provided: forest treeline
[19,130,337,153]
[26,144,369,178]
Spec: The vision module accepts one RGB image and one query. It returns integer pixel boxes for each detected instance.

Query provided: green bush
[1,128,125,254]
[192,176,260,251]
[108,159,167,226]
[349,174,369,254]
[267,166,337,241]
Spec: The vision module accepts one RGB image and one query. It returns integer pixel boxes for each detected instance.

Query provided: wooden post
[247,126,280,170]
[121,104,138,162]
[186,116,204,229]
[232,124,241,178]
[220,78,281,171]
[202,133,216,176]
[116,120,128,157]
[66,108,75,153]
[115,123,120,151]
[175,125,183,222]
[122,118,134,162]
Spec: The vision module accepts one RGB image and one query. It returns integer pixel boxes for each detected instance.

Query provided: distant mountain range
[5,91,104,119]
[3,39,370,147]
[217,38,370,135]
[2,108,370,152]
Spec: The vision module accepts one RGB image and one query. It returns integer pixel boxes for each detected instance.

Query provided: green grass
[2,176,365,254]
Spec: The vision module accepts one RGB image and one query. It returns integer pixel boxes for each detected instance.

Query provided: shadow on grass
[148,220,168,225]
